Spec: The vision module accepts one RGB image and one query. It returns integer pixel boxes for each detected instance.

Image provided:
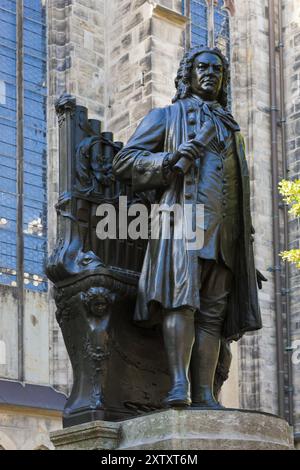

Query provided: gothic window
[213,0,230,58]
[0,0,47,292]
[184,0,231,60]
[190,0,208,47]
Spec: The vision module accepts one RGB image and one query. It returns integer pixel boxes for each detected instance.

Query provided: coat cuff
[132,151,172,192]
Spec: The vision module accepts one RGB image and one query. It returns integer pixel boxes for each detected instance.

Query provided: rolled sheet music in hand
[173,120,217,175]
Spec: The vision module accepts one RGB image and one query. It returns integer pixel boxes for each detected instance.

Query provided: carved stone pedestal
[50,409,294,450]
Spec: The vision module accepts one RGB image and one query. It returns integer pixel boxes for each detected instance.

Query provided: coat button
[188,118,196,125]
[187,107,195,113]
[217,164,222,171]
[137,166,145,174]
[185,193,193,199]
[186,179,193,185]
[188,132,196,139]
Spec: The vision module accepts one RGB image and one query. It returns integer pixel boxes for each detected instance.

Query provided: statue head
[172,46,229,107]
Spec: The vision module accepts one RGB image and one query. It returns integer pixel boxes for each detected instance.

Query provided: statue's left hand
[256,269,268,290]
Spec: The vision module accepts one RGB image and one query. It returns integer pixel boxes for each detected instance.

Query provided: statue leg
[191,260,232,409]
[214,339,232,400]
[191,328,223,408]
[162,309,195,407]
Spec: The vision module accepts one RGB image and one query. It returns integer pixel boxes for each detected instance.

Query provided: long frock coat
[113,96,262,341]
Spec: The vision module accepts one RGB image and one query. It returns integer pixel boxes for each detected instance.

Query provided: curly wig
[172,46,230,108]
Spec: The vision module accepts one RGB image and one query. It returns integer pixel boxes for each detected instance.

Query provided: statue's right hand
[165,141,204,171]
[177,141,204,161]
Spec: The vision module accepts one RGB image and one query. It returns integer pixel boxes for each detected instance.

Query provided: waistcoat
[196,128,241,271]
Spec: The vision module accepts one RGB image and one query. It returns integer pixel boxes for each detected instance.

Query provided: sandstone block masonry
[106,0,187,143]
[284,0,300,434]
[231,0,278,415]
[47,0,107,393]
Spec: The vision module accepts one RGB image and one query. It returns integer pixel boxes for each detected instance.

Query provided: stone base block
[50,409,294,450]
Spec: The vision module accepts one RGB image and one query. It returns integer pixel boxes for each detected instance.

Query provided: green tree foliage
[279,179,300,268]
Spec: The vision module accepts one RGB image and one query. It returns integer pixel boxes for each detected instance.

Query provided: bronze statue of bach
[113,46,264,409]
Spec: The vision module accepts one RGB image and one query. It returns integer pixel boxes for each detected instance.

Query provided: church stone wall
[230,0,278,415]
[283,0,300,434]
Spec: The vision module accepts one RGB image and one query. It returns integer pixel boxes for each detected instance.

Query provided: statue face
[191,52,223,101]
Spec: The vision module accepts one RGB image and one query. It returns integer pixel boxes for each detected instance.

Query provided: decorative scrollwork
[75,136,115,195]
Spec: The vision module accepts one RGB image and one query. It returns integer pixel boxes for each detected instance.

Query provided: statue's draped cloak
[113,98,262,341]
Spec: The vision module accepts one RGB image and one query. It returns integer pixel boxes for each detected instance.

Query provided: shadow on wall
[0,431,17,450]
[20,438,53,451]
[0,429,53,450]
[0,341,6,365]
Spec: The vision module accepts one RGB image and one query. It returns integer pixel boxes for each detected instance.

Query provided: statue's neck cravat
[190,94,240,149]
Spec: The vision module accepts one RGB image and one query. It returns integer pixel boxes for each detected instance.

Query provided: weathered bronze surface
[47,94,171,426]
[47,47,264,426]
[113,46,264,409]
